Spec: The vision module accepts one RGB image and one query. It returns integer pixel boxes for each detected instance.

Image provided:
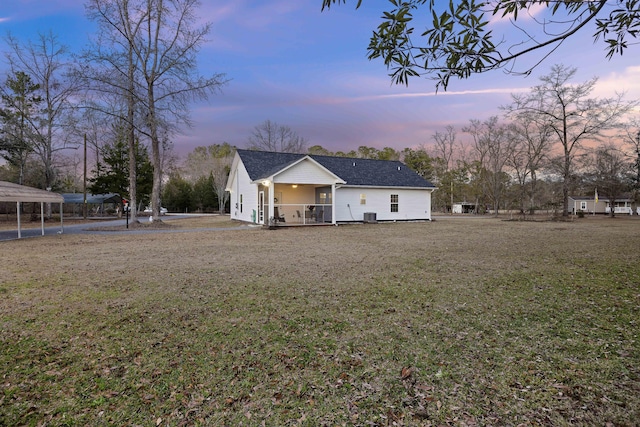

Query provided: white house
[568,195,634,215]
[225,150,437,225]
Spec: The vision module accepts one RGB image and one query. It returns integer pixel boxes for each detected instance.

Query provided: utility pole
[83,133,87,220]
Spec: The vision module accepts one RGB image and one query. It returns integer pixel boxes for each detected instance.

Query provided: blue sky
[1,0,639,159]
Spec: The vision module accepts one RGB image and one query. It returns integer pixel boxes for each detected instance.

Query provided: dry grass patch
[0,213,237,231]
[1,216,639,426]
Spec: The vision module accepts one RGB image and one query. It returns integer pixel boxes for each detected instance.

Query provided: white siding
[228,153,433,224]
[230,161,258,223]
[275,159,337,185]
[335,187,432,222]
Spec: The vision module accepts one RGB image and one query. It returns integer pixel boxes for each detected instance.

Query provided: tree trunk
[148,84,162,223]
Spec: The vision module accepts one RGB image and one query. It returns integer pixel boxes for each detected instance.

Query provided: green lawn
[1,216,639,426]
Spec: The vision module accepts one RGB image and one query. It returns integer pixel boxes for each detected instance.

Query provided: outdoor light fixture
[292,184,298,188]
[262,180,270,186]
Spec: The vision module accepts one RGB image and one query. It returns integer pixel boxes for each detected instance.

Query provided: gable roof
[237,150,303,181]
[236,149,436,188]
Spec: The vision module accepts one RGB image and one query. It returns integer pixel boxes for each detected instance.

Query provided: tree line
[308,65,638,217]
[156,64,640,217]
[1,0,638,219]
[0,0,225,222]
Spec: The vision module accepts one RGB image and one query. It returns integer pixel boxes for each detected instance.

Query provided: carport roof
[62,193,121,204]
[0,181,64,203]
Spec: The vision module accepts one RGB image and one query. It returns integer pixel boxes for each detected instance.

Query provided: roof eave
[338,184,436,190]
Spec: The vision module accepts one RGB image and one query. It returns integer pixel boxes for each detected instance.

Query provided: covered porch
[250,154,345,227]
[606,199,633,215]
[258,182,336,226]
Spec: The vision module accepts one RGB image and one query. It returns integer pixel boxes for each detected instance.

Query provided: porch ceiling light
[292,184,298,188]
[262,180,270,186]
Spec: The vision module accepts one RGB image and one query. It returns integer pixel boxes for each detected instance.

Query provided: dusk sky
[1,0,639,160]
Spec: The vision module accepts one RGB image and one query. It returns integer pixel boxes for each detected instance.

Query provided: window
[360,194,366,205]
[391,194,399,212]
[318,188,332,205]
[240,194,243,213]
[580,201,586,211]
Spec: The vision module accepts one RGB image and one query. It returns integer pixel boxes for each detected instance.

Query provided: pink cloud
[488,2,548,25]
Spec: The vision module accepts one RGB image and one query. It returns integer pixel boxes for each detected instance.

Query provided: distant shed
[452,202,476,214]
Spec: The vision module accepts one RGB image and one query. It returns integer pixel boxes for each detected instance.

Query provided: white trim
[252,155,345,185]
[338,184,436,191]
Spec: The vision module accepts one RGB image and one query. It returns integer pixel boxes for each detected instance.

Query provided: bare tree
[503,111,552,215]
[588,144,632,217]
[429,126,458,211]
[464,116,515,215]
[504,65,635,217]
[84,0,228,222]
[248,120,308,153]
[82,0,149,222]
[3,32,80,194]
[183,143,235,213]
[431,125,456,171]
[76,109,114,178]
[620,120,640,213]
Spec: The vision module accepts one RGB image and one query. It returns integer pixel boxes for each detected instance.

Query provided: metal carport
[0,181,64,239]
[62,193,122,216]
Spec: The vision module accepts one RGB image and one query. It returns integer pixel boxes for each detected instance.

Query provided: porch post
[331,184,336,225]
[268,182,274,223]
[17,201,21,239]
[40,202,45,236]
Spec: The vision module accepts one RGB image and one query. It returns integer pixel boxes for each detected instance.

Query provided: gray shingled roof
[236,149,436,188]
[238,150,303,181]
[570,195,632,201]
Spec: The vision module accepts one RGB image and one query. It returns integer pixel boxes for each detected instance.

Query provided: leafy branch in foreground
[321,0,639,90]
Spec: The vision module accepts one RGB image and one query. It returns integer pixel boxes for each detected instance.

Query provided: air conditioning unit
[363,212,377,223]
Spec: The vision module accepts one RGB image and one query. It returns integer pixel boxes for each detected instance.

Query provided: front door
[316,187,332,222]
[258,191,265,224]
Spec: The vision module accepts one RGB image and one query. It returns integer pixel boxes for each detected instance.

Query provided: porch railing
[270,203,332,224]
[606,206,632,214]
